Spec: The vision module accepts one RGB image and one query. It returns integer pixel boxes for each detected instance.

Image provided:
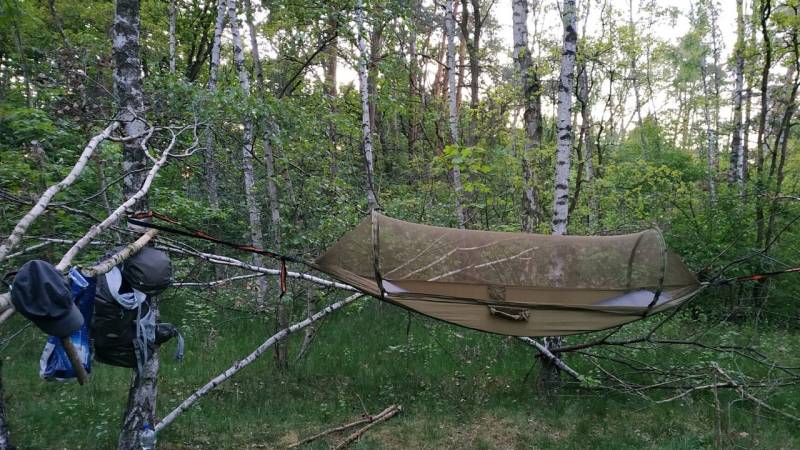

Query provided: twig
[332,405,402,450]
[287,415,373,449]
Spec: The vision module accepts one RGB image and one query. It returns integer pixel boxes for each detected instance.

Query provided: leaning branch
[154,292,364,433]
[157,243,356,292]
[80,229,158,277]
[56,129,181,271]
[0,121,120,263]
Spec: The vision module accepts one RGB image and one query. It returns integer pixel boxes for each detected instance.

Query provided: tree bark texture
[0,362,13,450]
[700,54,717,201]
[226,0,269,305]
[113,0,149,213]
[551,0,576,236]
[541,0,577,395]
[112,1,158,447]
[446,0,466,228]
[357,0,379,212]
[512,0,542,232]
[730,0,746,187]
[204,0,225,209]
[168,0,176,74]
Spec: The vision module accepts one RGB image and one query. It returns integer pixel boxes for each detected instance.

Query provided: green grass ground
[2,289,799,449]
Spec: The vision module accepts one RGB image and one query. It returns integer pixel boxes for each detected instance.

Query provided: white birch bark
[577,63,597,228]
[551,0,576,236]
[241,0,288,369]
[541,0,577,394]
[445,0,466,228]
[731,0,746,187]
[0,122,119,263]
[357,0,379,212]
[513,0,543,232]
[204,0,225,208]
[168,0,176,74]
[700,54,717,201]
[226,0,269,305]
[242,0,264,87]
[709,0,721,172]
[155,293,363,433]
[113,0,149,213]
[57,130,179,270]
[112,1,157,446]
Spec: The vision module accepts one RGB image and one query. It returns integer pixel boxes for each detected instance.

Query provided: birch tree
[357,0,379,212]
[541,0,577,394]
[168,0,176,74]
[242,0,288,368]
[512,0,543,232]
[551,0,577,236]
[226,0,269,307]
[730,0,746,187]
[445,0,466,228]
[204,0,225,208]
[113,0,158,447]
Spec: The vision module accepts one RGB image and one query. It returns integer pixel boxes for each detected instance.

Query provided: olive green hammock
[314,212,702,337]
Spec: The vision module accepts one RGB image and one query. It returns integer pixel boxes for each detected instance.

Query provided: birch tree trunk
[700,54,717,201]
[241,0,288,369]
[227,0,268,305]
[541,0,577,394]
[458,0,484,147]
[204,0,225,209]
[168,0,176,74]
[324,15,339,178]
[709,0,722,173]
[114,0,149,213]
[730,0,746,187]
[0,362,13,450]
[242,0,264,87]
[755,0,772,248]
[113,1,159,447]
[357,0,379,212]
[512,0,542,232]
[446,0,466,228]
[576,63,597,227]
[551,0,576,236]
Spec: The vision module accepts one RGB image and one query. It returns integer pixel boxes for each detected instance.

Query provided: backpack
[91,247,182,375]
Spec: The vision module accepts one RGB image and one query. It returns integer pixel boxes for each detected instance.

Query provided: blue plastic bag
[39,268,95,381]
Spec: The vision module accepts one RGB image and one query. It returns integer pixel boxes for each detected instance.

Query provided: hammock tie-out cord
[127,210,301,295]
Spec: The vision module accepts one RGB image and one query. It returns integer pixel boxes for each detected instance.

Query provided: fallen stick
[155,292,364,433]
[517,337,583,382]
[287,415,374,449]
[332,405,402,450]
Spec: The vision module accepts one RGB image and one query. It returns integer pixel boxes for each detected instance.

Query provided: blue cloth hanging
[39,268,95,381]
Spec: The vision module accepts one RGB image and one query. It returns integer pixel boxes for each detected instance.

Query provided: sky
[330,0,742,124]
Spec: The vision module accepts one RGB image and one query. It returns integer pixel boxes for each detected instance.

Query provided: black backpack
[91,247,181,373]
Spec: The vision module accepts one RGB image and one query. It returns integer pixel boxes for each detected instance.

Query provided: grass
[2,287,799,449]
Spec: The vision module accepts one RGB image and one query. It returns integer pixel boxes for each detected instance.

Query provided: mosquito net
[314,212,702,336]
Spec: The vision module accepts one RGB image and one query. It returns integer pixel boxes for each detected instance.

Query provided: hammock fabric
[314,212,702,337]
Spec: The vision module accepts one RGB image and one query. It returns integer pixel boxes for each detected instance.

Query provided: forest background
[1,0,800,448]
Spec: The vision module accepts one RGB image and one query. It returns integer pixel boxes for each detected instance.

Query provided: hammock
[314,212,702,336]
